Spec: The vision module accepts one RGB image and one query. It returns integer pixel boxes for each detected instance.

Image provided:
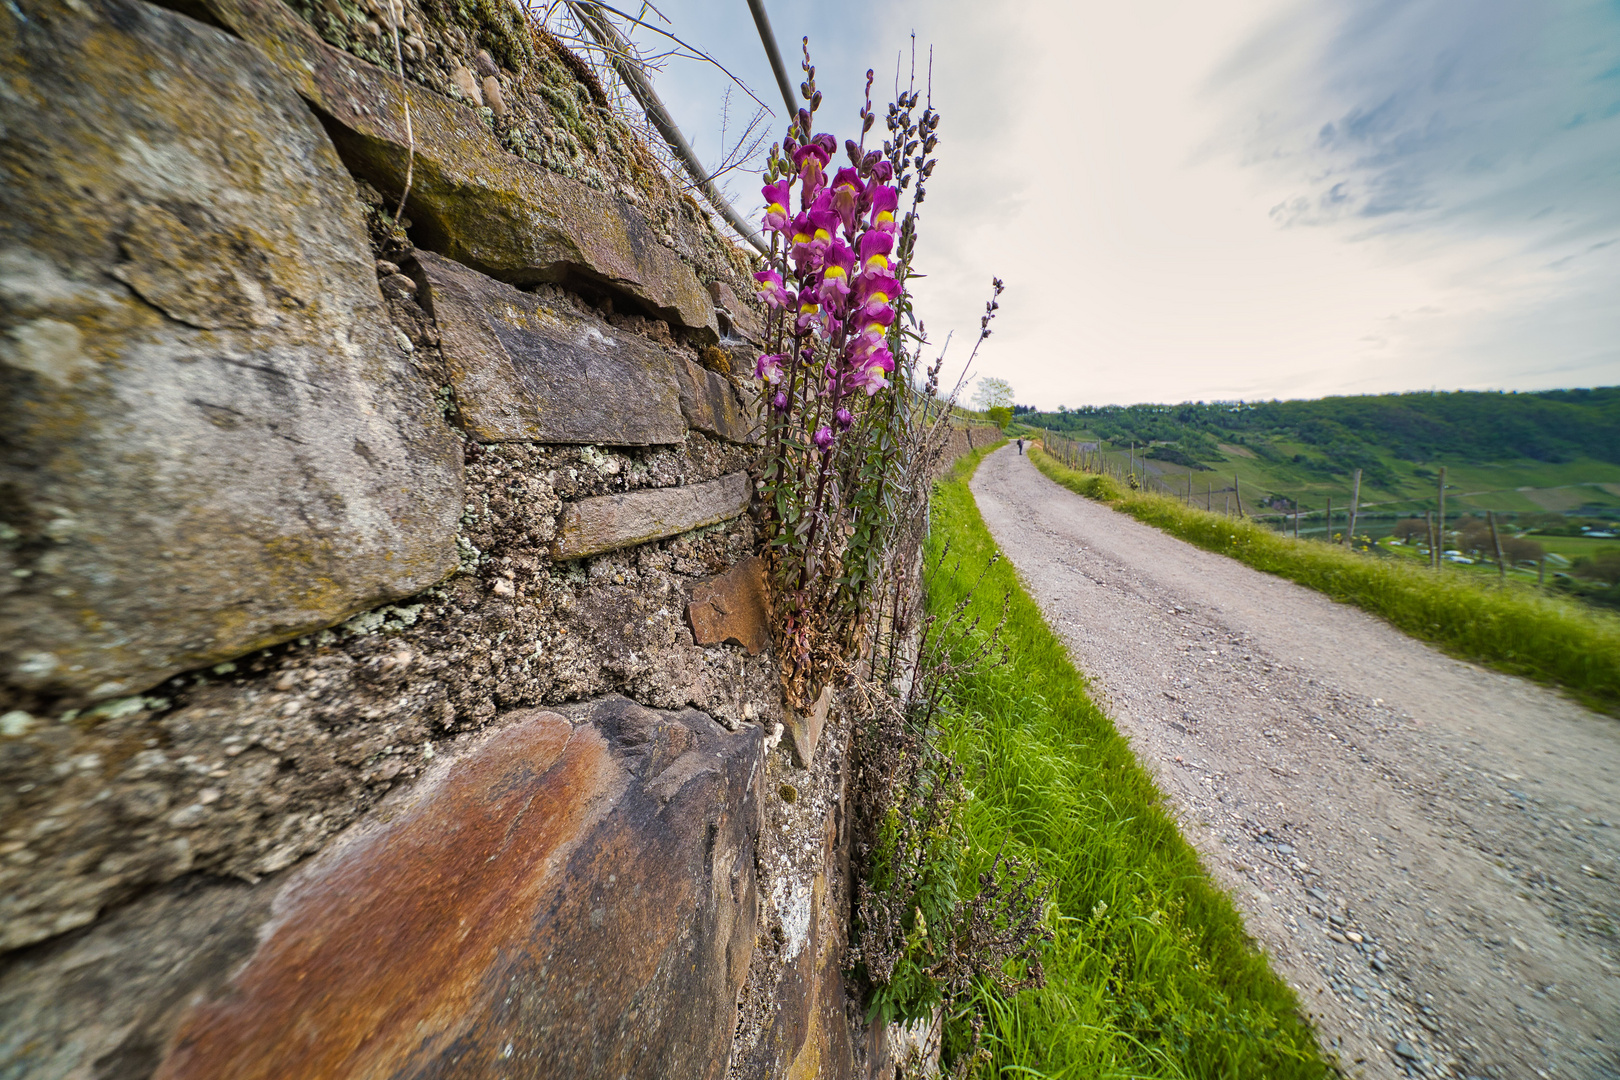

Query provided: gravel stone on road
[972,446,1620,1079]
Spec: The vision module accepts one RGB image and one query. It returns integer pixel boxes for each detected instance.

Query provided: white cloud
[632,0,1620,407]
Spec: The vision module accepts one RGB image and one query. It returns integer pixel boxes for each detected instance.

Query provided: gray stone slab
[0,0,463,704]
[198,0,719,338]
[414,251,687,445]
[674,356,760,445]
[554,473,752,559]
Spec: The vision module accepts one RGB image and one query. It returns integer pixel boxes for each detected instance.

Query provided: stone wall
[0,1,988,1075]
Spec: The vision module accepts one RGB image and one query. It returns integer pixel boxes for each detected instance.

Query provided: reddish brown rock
[687,555,771,655]
[149,698,763,1080]
[414,251,686,445]
[554,471,753,559]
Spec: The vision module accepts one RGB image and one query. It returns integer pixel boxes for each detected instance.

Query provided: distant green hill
[1023,387,1620,525]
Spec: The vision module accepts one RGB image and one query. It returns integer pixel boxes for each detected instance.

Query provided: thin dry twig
[386,0,415,223]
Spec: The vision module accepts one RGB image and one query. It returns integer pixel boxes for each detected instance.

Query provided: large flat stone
[198,0,718,338]
[0,0,462,703]
[554,472,753,559]
[131,699,762,1080]
[414,251,686,444]
[675,355,760,444]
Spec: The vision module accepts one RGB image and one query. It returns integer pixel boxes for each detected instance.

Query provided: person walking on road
[1016,437,1024,456]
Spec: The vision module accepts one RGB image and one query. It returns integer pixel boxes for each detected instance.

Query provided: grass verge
[929,446,1331,1078]
[1028,445,1620,716]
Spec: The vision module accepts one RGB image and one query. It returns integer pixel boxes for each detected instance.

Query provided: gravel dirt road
[971,445,1620,1079]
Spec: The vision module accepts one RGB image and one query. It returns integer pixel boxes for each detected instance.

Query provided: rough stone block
[675,355,760,444]
[554,472,752,559]
[687,555,771,654]
[0,0,462,703]
[709,280,765,342]
[414,251,686,444]
[786,685,833,769]
[199,0,718,338]
[2,699,764,1080]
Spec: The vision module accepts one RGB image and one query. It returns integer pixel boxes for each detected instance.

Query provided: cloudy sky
[621,0,1619,409]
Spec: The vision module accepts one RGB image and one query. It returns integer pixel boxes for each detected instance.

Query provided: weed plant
[927,447,1331,1077]
[1029,447,1620,716]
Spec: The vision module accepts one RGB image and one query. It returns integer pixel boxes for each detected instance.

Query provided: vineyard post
[1325,495,1332,541]
[1346,469,1362,545]
[1488,510,1506,585]
[1436,467,1447,564]
[1293,500,1299,539]
[1234,475,1244,517]
[1426,510,1437,569]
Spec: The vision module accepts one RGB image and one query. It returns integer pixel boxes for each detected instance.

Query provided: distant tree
[972,377,1015,412]
[987,406,1013,430]
[1502,535,1544,564]
[1392,518,1427,542]
[1572,549,1620,587]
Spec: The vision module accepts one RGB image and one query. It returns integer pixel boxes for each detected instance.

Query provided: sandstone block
[140,699,762,1080]
[675,354,760,444]
[687,555,771,654]
[0,0,462,703]
[414,251,686,444]
[554,472,752,559]
[199,0,718,337]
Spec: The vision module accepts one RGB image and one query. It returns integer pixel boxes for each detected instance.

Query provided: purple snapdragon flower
[755,352,786,385]
[794,138,832,208]
[828,167,865,237]
[846,345,894,395]
[868,185,899,235]
[761,179,793,233]
[753,269,791,309]
[795,297,821,335]
[816,239,856,310]
[813,424,834,450]
[858,228,894,275]
[789,199,841,275]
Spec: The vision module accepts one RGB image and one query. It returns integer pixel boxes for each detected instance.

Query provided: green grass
[1029,446,1620,716]
[928,447,1332,1078]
